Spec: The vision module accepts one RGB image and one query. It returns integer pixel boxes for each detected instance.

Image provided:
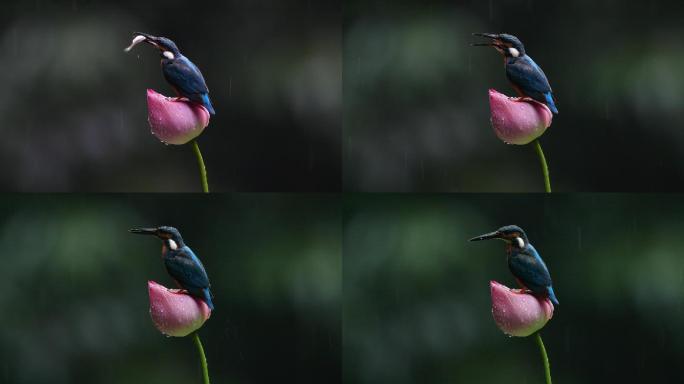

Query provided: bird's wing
[162,56,210,97]
[506,57,552,97]
[508,251,552,292]
[164,249,210,290]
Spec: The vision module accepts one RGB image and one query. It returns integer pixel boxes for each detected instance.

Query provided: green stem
[193,332,210,384]
[191,140,209,193]
[535,332,552,384]
[533,140,551,193]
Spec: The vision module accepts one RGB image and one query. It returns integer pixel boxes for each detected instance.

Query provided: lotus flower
[148,280,211,337]
[146,89,210,145]
[490,280,553,337]
[488,89,552,145]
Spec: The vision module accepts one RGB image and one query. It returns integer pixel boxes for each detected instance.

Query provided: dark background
[344,194,684,383]
[0,0,340,192]
[0,194,340,383]
[344,0,684,192]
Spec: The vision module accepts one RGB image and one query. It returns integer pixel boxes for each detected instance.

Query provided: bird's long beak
[472,33,499,39]
[132,32,156,40]
[469,230,501,242]
[129,227,158,236]
[470,33,501,47]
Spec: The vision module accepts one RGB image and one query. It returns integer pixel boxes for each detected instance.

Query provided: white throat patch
[508,47,520,57]
[168,239,178,250]
[514,237,525,248]
[163,51,175,60]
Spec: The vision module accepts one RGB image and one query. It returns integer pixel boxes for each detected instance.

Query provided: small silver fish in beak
[124,34,147,52]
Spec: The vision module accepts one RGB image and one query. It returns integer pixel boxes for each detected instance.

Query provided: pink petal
[148,281,211,337]
[490,280,553,337]
[146,89,210,145]
[488,89,552,145]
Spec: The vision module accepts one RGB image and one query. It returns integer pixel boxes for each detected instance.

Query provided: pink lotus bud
[146,89,210,145]
[488,89,552,145]
[490,280,553,337]
[148,281,211,337]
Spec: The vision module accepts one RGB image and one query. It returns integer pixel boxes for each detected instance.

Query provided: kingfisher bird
[472,33,558,114]
[469,225,559,305]
[125,32,215,115]
[130,226,215,310]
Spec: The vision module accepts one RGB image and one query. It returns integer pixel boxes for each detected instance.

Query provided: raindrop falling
[577,227,583,251]
[228,76,232,98]
[308,146,315,172]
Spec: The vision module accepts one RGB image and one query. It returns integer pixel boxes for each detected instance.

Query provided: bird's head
[129,226,185,250]
[469,225,528,249]
[472,33,526,58]
[125,32,180,60]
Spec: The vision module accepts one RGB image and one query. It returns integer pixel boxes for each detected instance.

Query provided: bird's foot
[512,288,533,295]
[513,96,535,102]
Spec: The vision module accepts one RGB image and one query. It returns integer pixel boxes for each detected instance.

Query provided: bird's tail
[545,92,559,114]
[202,288,215,311]
[547,286,559,306]
[201,94,216,115]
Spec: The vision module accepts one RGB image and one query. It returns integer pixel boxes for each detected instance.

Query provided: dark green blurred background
[0,194,340,383]
[344,0,684,191]
[344,194,684,383]
[0,0,340,192]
